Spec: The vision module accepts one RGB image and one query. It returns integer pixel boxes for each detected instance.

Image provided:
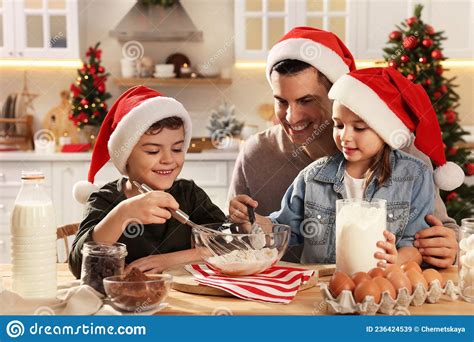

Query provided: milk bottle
[10,171,57,298]
[336,199,386,275]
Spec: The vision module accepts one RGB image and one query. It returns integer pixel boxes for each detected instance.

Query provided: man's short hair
[270,59,333,92]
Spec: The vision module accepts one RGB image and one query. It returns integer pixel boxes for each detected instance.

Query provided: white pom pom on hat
[72,85,192,204]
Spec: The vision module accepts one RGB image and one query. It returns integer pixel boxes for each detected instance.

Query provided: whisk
[132,181,253,255]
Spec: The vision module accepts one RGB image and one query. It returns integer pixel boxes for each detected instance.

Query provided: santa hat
[266,26,356,85]
[328,67,464,191]
[73,85,192,204]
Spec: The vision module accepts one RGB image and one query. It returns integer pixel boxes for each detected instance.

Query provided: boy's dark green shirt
[69,178,226,279]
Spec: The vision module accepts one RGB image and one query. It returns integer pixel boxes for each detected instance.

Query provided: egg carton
[319,279,458,315]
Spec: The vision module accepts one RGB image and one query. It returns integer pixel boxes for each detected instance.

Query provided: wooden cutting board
[163,262,335,297]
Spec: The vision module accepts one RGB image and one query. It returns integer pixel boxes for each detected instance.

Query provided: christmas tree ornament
[402,36,418,49]
[419,56,428,64]
[435,66,444,75]
[407,74,416,81]
[446,192,458,202]
[389,31,402,41]
[431,49,443,60]
[439,85,448,93]
[425,24,435,35]
[448,147,458,156]
[422,38,433,47]
[444,110,457,124]
[388,60,398,68]
[406,16,417,26]
[400,55,409,63]
[466,163,474,176]
[424,79,432,86]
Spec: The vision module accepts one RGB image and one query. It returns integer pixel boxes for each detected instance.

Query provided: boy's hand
[122,191,179,225]
[126,255,165,274]
[375,230,398,267]
[229,194,258,223]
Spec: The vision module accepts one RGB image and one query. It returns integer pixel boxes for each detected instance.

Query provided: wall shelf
[113,77,232,87]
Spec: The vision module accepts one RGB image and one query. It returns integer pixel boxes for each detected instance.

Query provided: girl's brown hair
[364,144,392,189]
[145,116,183,135]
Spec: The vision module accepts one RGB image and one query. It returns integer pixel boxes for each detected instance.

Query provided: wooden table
[1,264,472,315]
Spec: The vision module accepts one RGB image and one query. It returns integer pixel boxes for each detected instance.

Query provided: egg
[387,271,413,295]
[405,268,428,290]
[373,276,397,300]
[329,271,355,297]
[383,264,402,277]
[351,272,371,286]
[368,267,384,278]
[354,280,382,303]
[401,261,422,273]
[422,268,445,287]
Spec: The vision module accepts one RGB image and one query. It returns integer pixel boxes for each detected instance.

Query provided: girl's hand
[125,255,165,274]
[375,230,398,267]
[121,191,179,225]
[228,194,258,223]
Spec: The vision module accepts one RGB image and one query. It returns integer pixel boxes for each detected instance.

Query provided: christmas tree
[69,42,111,129]
[207,102,244,137]
[384,4,474,221]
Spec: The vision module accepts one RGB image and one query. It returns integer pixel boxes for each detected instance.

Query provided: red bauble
[406,16,417,26]
[439,85,448,93]
[431,49,443,60]
[419,56,428,63]
[466,163,474,176]
[424,79,432,86]
[407,74,416,81]
[389,31,402,41]
[389,61,398,68]
[98,66,105,73]
[97,84,105,93]
[425,24,435,35]
[422,38,433,47]
[448,147,458,156]
[80,98,89,106]
[446,192,458,202]
[403,36,418,49]
[444,110,457,124]
[436,66,444,75]
[400,55,409,63]
[433,91,442,99]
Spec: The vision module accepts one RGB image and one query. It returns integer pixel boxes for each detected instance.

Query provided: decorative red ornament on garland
[466,163,474,176]
[400,55,409,63]
[389,31,402,41]
[403,36,418,49]
[406,17,417,26]
[422,38,433,47]
[444,110,457,124]
[446,192,458,202]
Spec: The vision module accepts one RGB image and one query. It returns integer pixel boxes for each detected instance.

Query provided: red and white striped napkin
[185,264,315,304]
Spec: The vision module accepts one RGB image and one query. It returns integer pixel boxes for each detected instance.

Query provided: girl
[69,86,226,278]
[230,67,463,267]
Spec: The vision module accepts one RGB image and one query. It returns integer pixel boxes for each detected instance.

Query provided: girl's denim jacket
[269,150,435,264]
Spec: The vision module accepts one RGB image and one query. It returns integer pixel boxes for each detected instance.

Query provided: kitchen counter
[1,263,472,315]
[0,150,239,161]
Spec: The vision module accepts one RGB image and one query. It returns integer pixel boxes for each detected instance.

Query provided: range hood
[110,1,203,42]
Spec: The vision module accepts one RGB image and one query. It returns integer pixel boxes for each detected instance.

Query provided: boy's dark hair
[270,59,332,92]
[145,116,184,135]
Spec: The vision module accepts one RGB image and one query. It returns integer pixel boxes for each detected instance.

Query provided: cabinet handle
[8,51,14,56]
[18,52,23,57]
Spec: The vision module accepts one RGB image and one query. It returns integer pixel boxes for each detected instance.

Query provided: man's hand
[414,214,458,268]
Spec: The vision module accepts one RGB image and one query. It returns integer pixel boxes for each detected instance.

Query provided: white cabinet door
[0,0,15,58]
[2,0,79,59]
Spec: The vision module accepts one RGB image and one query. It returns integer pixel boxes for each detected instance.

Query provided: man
[228,27,458,267]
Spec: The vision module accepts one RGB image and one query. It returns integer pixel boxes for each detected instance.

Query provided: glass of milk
[336,199,386,275]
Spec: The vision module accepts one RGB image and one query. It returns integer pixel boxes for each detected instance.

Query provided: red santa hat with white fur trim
[328,67,464,191]
[266,26,356,85]
[73,85,192,204]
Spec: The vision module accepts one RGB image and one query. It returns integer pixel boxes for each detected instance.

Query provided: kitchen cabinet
[234,0,473,61]
[0,0,79,59]
[0,152,237,262]
[234,0,350,61]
